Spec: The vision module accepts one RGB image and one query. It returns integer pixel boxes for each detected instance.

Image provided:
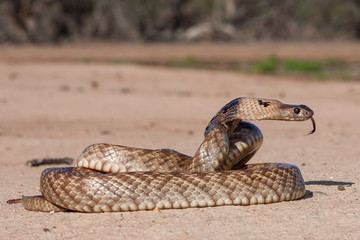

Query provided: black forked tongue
[308,117,316,135]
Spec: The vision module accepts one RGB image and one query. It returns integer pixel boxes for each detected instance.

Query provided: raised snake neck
[15,97,315,212]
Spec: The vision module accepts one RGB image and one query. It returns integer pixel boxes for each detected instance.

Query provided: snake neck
[204,118,240,137]
[222,97,286,120]
[204,97,283,136]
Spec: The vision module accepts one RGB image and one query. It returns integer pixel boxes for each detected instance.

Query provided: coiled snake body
[18,97,315,212]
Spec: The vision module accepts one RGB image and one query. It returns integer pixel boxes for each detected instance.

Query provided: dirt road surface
[1,43,359,239]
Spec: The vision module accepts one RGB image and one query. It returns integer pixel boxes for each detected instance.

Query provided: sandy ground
[0,43,360,239]
[2,42,360,63]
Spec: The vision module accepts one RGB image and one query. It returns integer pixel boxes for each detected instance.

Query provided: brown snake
[11,97,315,212]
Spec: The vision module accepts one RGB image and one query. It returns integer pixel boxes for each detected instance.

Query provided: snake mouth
[308,117,316,135]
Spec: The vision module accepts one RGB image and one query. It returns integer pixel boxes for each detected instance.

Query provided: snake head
[280,104,316,134]
[280,104,314,121]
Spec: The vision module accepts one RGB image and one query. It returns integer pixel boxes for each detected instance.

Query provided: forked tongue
[308,117,316,135]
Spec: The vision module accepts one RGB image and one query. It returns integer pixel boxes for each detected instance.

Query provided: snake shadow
[305,180,354,186]
[301,180,355,200]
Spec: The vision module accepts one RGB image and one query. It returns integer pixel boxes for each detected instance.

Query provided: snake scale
[14,97,315,212]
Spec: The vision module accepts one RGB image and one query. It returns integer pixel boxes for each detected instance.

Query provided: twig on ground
[26,157,73,167]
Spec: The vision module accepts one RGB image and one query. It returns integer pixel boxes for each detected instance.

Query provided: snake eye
[294,107,300,114]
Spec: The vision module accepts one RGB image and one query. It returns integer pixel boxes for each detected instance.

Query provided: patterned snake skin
[19,97,315,212]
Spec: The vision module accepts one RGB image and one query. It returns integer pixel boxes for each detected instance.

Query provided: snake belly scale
[18,97,315,212]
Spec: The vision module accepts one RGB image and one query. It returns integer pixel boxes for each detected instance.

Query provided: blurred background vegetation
[1,0,360,43]
[1,0,359,80]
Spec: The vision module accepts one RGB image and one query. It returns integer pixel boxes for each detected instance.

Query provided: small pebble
[8,72,18,80]
[305,191,313,198]
[101,130,111,135]
[120,87,131,94]
[91,80,99,89]
[59,85,70,91]
[338,186,345,191]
